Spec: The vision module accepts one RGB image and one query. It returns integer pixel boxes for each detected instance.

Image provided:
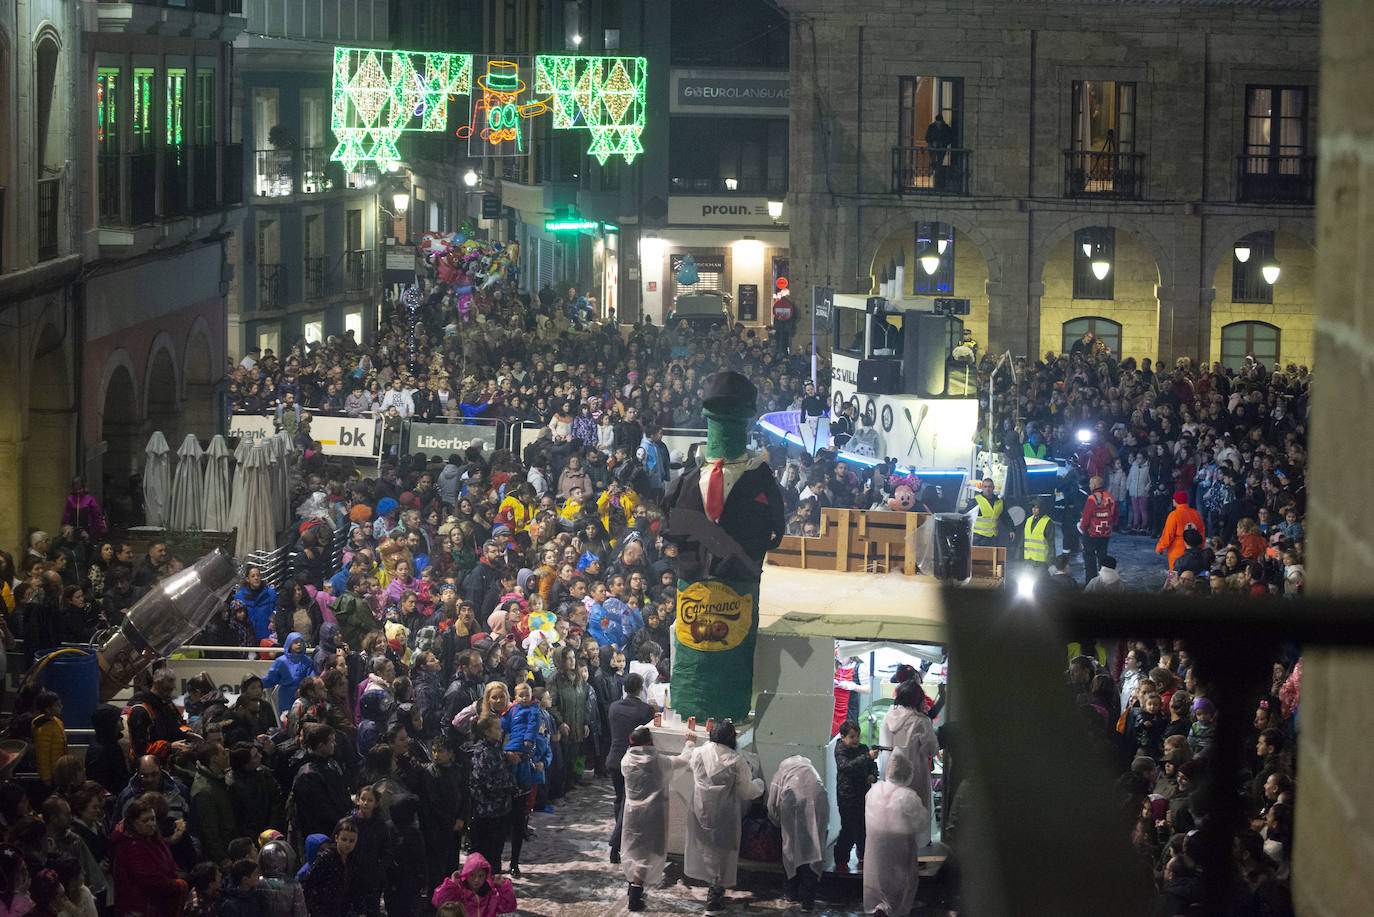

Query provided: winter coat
[1157,504,1206,570]
[32,713,67,784]
[111,822,188,917]
[332,591,380,650]
[234,584,279,643]
[463,739,513,819]
[1126,462,1152,499]
[229,764,283,840]
[263,632,314,718]
[500,701,551,787]
[301,843,369,917]
[313,622,341,674]
[680,740,765,888]
[190,763,238,863]
[430,853,516,917]
[289,753,352,842]
[834,739,878,806]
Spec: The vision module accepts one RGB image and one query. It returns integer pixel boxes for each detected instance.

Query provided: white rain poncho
[863,752,930,917]
[620,743,691,887]
[680,739,765,887]
[879,702,940,811]
[766,755,829,880]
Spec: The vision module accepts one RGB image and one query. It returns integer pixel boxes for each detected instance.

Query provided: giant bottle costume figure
[663,371,786,721]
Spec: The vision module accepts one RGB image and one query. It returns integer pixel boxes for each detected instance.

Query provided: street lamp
[919,243,941,276]
[1261,258,1281,285]
[1090,242,1112,280]
[392,192,410,214]
[1234,242,1252,263]
[463,169,479,187]
[767,200,784,219]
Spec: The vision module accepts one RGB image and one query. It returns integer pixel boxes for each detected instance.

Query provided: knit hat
[1192,696,1215,714]
[1101,556,1117,570]
[1173,491,1189,505]
[376,497,398,516]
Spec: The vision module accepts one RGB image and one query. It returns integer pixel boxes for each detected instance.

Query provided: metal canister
[705,717,715,734]
[687,716,696,731]
[653,712,662,727]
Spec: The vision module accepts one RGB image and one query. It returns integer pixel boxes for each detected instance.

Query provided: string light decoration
[331,47,473,172]
[330,47,648,170]
[534,55,647,164]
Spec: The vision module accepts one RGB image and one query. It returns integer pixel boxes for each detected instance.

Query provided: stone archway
[100,361,140,505]
[23,322,74,535]
[183,324,216,439]
[145,343,180,444]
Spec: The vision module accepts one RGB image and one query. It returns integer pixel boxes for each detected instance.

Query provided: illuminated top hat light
[479,60,524,96]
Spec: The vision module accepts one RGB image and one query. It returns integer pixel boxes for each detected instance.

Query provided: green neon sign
[545,219,601,232]
[331,46,647,172]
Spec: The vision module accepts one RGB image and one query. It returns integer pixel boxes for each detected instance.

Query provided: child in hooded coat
[263,632,314,720]
[430,853,516,917]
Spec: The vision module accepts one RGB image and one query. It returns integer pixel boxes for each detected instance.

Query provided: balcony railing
[1064,149,1145,200]
[37,178,60,261]
[98,155,121,223]
[255,146,342,197]
[130,152,157,223]
[1236,153,1316,204]
[299,147,335,194]
[891,146,971,195]
[164,147,189,217]
[304,256,330,300]
[255,148,294,197]
[193,144,217,210]
[345,249,374,292]
[259,263,285,310]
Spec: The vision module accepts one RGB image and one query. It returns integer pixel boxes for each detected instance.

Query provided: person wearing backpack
[1078,475,1119,584]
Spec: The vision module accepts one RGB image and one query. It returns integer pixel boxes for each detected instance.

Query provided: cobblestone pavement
[507,778,956,916]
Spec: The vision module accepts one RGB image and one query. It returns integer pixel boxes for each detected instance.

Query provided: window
[1245,86,1308,166]
[1062,317,1121,358]
[194,70,214,147]
[303,314,325,345]
[668,118,788,196]
[166,69,186,147]
[344,309,364,342]
[132,68,155,152]
[1221,321,1280,372]
[834,306,866,355]
[912,221,954,294]
[97,68,120,151]
[898,76,962,150]
[1071,81,1135,153]
[1073,228,1115,300]
[256,326,280,357]
[1232,230,1275,304]
[300,89,327,150]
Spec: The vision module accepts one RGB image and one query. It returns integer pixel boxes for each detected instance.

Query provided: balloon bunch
[416,222,521,323]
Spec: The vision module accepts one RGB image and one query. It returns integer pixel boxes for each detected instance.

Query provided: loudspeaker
[858,359,902,395]
[904,313,951,397]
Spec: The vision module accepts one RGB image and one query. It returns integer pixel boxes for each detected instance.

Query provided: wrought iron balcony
[345,250,374,292]
[1236,153,1316,205]
[304,256,330,300]
[892,146,971,195]
[258,263,285,310]
[164,147,189,217]
[130,152,157,223]
[1063,149,1145,200]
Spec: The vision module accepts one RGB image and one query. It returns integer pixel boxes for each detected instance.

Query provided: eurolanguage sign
[331,47,647,172]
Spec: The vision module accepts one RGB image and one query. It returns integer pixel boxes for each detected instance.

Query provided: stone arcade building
[778,0,1319,368]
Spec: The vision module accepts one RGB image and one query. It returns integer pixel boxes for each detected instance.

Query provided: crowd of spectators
[0,281,1313,916]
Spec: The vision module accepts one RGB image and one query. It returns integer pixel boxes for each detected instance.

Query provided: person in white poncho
[680,721,765,915]
[766,755,829,912]
[879,678,940,814]
[619,725,694,912]
[864,751,930,917]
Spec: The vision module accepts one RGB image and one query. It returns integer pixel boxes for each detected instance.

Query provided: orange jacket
[1157,505,1205,569]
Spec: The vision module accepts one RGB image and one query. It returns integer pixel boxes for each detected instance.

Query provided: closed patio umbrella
[231,443,277,556]
[168,434,205,530]
[202,435,232,532]
[143,432,172,527]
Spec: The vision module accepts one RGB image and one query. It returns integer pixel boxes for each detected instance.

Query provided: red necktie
[705,459,725,522]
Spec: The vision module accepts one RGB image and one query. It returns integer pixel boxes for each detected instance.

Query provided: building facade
[778,0,1318,368]
[229,0,389,359]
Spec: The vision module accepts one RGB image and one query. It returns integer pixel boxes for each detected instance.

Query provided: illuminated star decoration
[534,55,647,164]
[331,47,473,172]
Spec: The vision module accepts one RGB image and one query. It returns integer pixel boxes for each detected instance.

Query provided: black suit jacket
[606,696,656,772]
[665,462,787,582]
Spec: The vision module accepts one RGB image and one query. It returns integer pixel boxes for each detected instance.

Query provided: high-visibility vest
[1023,515,1052,563]
[973,494,1003,537]
[1023,442,1047,459]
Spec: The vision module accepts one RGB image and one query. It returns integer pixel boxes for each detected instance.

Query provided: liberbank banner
[670,69,790,116]
[405,421,500,457]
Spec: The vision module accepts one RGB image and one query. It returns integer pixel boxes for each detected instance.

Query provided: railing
[223,142,244,204]
[255,147,295,197]
[303,255,330,300]
[163,147,189,216]
[299,147,334,194]
[668,176,789,197]
[891,146,971,195]
[129,152,157,223]
[1063,149,1145,200]
[36,178,60,261]
[1235,153,1316,204]
[98,155,121,223]
[193,144,217,209]
[345,249,373,291]
[258,262,285,309]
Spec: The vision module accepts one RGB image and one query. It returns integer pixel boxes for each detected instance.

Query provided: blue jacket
[501,701,551,787]
[233,584,278,643]
[263,632,314,717]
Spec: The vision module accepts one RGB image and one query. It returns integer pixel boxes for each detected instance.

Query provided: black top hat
[701,371,757,414]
